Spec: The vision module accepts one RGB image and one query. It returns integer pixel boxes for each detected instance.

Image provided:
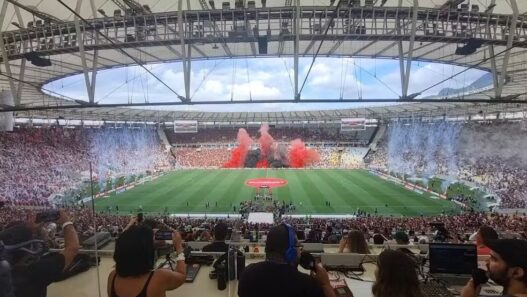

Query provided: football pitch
[94,169,459,216]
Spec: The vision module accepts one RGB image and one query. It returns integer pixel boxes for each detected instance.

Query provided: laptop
[429,243,477,286]
[321,253,364,272]
[429,243,501,296]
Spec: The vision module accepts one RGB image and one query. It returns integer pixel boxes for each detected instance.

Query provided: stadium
[1,0,527,297]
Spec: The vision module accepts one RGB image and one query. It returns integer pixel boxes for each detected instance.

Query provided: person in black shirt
[238,223,336,297]
[0,210,80,297]
[460,239,527,297]
[372,229,387,245]
[202,222,229,253]
[107,224,186,297]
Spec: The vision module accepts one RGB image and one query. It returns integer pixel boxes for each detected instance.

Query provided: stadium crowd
[1,206,525,244]
[367,142,527,209]
[0,128,89,205]
[0,127,173,205]
[172,147,368,168]
[166,126,375,144]
[173,148,231,167]
[3,121,527,212]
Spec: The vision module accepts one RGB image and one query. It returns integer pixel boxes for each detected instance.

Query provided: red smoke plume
[288,139,320,168]
[223,124,320,168]
[258,123,275,159]
[222,128,252,168]
[256,159,269,168]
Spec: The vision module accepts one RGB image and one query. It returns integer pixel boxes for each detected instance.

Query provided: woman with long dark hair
[107,224,186,297]
[372,249,423,297]
[338,230,371,254]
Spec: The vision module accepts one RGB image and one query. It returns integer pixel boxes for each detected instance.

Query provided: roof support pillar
[402,0,418,98]
[178,0,190,102]
[294,0,300,101]
[13,5,27,104]
[186,43,192,101]
[488,45,499,98]
[398,0,418,99]
[496,0,518,98]
[89,0,99,102]
[0,0,18,106]
[74,0,95,103]
[15,59,26,105]
[485,0,499,98]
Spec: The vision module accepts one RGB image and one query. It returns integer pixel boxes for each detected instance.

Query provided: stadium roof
[1,0,527,122]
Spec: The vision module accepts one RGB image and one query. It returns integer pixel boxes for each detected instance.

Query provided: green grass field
[94,169,459,216]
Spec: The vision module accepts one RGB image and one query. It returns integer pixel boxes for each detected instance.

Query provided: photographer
[238,223,336,297]
[0,209,80,297]
[107,224,186,297]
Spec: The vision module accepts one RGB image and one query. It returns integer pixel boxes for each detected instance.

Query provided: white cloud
[44,57,489,111]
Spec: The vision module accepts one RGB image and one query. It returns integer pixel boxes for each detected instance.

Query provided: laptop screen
[429,243,477,275]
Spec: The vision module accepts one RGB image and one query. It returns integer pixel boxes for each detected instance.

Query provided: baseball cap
[486,239,527,271]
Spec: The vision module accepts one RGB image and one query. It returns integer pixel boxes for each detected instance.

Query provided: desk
[48,255,234,297]
[48,252,381,297]
[47,250,495,297]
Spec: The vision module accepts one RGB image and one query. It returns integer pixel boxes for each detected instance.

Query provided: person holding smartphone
[0,209,80,297]
[108,224,186,297]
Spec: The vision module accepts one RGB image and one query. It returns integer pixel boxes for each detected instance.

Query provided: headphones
[283,223,297,264]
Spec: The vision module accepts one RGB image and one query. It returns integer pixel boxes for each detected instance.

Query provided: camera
[155,245,174,259]
[299,251,316,271]
[35,210,60,224]
[0,224,48,297]
[155,230,173,241]
[211,248,245,290]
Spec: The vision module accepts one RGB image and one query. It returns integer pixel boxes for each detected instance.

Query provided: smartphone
[137,213,143,223]
[155,230,173,241]
[36,210,60,223]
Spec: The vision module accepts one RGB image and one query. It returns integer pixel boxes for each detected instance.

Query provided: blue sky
[44,57,488,112]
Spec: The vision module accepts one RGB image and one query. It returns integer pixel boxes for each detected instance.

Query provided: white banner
[341,118,366,131]
[174,120,198,133]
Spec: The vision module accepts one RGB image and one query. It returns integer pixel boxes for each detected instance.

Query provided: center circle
[245,178,288,189]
